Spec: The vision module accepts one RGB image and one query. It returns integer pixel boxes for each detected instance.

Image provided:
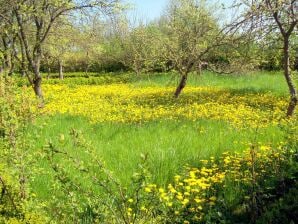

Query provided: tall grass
[3,71,296,223]
[131,71,291,96]
[24,71,293,199]
[27,114,285,198]
[36,70,291,96]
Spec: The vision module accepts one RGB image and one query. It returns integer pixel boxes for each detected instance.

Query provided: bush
[142,142,298,223]
[0,76,46,223]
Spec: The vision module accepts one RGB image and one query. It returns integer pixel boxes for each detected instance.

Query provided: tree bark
[33,75,43,98]
[8,36,18,76]
[59,59,63,80]
[85,64,90,76]
[1,36,10,72]
[85,51,89,75]
[47,67,51,79]
[21,70,26,77]
[8,42,16,76]
[29,58,44,99]
[32,54,43,99]
[15,8,43,98]
[283,36,297,116]
[8,60,14,76]
[18,35,27,77]
[174,73,188,98]
[197,63,202,76]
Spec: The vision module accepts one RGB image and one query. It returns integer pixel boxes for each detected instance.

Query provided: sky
[126,0,235,22]
[126,0,169,22]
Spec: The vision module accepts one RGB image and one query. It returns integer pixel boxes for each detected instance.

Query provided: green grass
[36,70,294,96]
[28,114,285,198]
[23,71,295,200]
[41,71,124,78]
[130,71,291,96]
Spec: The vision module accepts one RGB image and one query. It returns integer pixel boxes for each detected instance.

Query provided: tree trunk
[174,73,188,98]
[8,58,14,76]
[19,37,27,77]
[47,67,51,79]
[59,59,63,80]
[8,37,18,76]
[21,70,26,77]
[85,64,89,76]
[2,36,10,72]
[29,63,43,99]
[15,8,43,99]
[32,54,43,99]
[197,62,202,76]
[85,51,89,76]
[33,75,43,99]
[283,37,297,116]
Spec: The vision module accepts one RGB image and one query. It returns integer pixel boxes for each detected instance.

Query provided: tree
[105,14,167,75]
[235,0,298,116]
[258,33,283,71]
[73,19,106,75]
[0,0,120,98]
[122,25,150,75]
[0,0,18,76]
[44,20,77,79]
[161,0,228,97]
[122,25,166,75]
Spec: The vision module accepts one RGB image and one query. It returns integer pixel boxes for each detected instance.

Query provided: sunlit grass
[129,71,291,96]
[26,71,295,200]
[41,83,289,128]
[28,115,285,198]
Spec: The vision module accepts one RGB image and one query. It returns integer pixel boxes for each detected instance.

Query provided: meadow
[1,0,297,222]
[1,71,297,223]
[27,71,293,190]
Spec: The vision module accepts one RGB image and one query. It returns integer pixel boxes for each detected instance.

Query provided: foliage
[0,76,45,223]
[234,0,298,116]
[103,17,168,75]
[145,142,297,223]
[162,0,220,74]
[256,183,298,224]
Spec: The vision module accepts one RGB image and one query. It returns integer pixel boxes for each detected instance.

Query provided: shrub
[143,142,297,223]
[0,76,46,223]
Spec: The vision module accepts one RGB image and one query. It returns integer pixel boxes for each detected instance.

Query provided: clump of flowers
[41,84,292,128]
[144,144,296,223]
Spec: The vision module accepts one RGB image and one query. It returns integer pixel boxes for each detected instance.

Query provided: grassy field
[41,70,290,95]
[26,71,294,199]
